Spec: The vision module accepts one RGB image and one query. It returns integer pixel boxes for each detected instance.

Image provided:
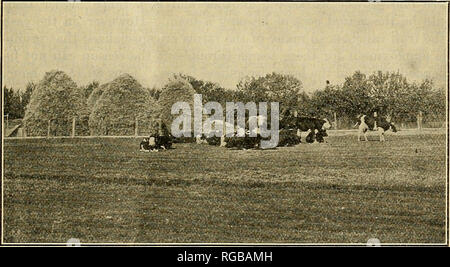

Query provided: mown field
[2,132,447,244]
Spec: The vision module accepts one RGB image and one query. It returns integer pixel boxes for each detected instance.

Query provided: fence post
[419,111,423,129]
[333,112,337,130]
[23,121,27,137]
[416,114,419,130]
[72,117,76,138]
[47,120,51,138]
[135,117,138,136]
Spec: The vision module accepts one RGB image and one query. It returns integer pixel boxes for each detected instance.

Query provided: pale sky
[2,2,448,92]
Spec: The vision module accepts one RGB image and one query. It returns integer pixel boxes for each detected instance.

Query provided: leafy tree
[309,83,342,118]
[4,86,23,119]
[425,87,446,121]
[410,80,445,122]
[175,74,234,106]
[236,73,304,123]
[339,71,374,118]
[21,82,36,114]
[368,71,411,121]
[367,71,443,123]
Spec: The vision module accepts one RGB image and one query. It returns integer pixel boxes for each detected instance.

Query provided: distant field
[2,132,447,244]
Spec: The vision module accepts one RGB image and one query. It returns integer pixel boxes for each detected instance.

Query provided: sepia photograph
[1,1,448,248]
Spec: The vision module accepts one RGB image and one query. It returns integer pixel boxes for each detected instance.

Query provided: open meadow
[2,131,447,244]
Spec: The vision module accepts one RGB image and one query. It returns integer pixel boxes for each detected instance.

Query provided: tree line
[3,82,35,119]
[3,69,446,136]
[306,71,446,127]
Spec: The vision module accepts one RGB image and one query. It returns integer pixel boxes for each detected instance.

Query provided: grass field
[2,132,447,244]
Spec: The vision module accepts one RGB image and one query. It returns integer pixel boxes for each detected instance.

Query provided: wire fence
[3,114,446,139]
